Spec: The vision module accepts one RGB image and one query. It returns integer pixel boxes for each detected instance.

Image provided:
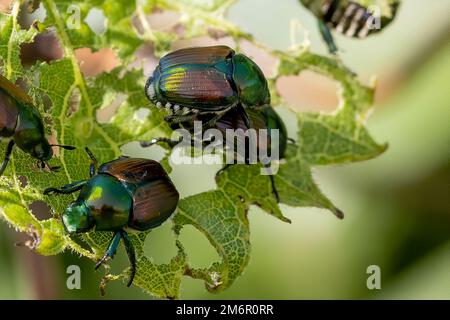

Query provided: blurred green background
[0,0,449,299]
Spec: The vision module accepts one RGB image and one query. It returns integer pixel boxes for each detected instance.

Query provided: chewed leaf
[174,189,251,292]
[298,111,388,165]
[276,147,344,218]
[0,0,387,298]
[0,2,37,81]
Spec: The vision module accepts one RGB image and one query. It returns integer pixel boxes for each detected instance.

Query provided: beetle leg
[269,175,280,203]
[84,147,98,177]
[51,166,61,172]
[261,162,280,203]
[287,137,298,148]
[318,20,338,54]
[43,179,88,195]
[95,231,121,270]
[119,230,136,287]
[140,137,182,148]
[164,113,199,125]
[201,108,233,129]
[0,140,15,176]
[44,162,60,173]
[241,109,251,129]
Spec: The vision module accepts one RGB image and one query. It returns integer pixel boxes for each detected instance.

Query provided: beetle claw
[127,269,136,287]
[95,254,110,270]
[287,137,297,146]
[43,187,57,195]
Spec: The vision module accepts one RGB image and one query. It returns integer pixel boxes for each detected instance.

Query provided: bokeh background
[0,0,449,299]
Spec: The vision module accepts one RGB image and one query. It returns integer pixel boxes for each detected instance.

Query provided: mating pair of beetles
[0,46,287,286]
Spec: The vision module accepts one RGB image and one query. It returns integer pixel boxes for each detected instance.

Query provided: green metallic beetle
[300,0,400,54]
[145,45,270,128]
[44,148,179,286]
[141,105,290,202]
[0,74,74,175]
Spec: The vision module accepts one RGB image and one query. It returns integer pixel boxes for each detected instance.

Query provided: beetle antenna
[51,144,76,150]
[84,147,98,177]
[120,230,136,287]
[44,162,60,173]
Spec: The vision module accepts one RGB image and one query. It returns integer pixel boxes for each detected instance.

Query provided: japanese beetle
[141,105,290,201]
[221,105,288,161]
[145,45,270,128]
[0,74,74,176]
[172,105,288,161]
[44,148,179,286]
[300,0,399,54]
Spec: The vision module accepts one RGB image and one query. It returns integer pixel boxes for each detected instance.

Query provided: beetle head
[31,139,53,162]
[62,201,95,234]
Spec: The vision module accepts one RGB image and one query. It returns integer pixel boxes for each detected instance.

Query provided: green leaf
[0,0,387,298]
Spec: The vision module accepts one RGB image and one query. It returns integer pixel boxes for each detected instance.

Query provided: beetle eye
[32,141,53,161]
[32,144,45,159]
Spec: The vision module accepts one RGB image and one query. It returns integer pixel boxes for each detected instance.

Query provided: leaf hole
[68,88,81,115]
[133,9,181,35]
[39,93,55,130]
[29,200,52,221]
[276,71,340,113]
[122,141,166,162]
[75,47,120,77]
[208,27,229,40]
[96,92,127,123]
[168,158,221,198]
[84,7,107,35]
[47,133,62,156]
[20,32,63,66]
[135,107,150,119]
[148,9,181,31]
[142,222,178,264]
[18,175,28,188]
[41,93,53,113]
[275,106,298,142]
[0,3,10,13]
[178,225,220,269]
[18,1,46,29]
[172,36,235,53]
[128,43,159,76]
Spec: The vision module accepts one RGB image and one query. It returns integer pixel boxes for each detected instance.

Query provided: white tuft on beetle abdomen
[146,82,155,100]
[152,98,203,116]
